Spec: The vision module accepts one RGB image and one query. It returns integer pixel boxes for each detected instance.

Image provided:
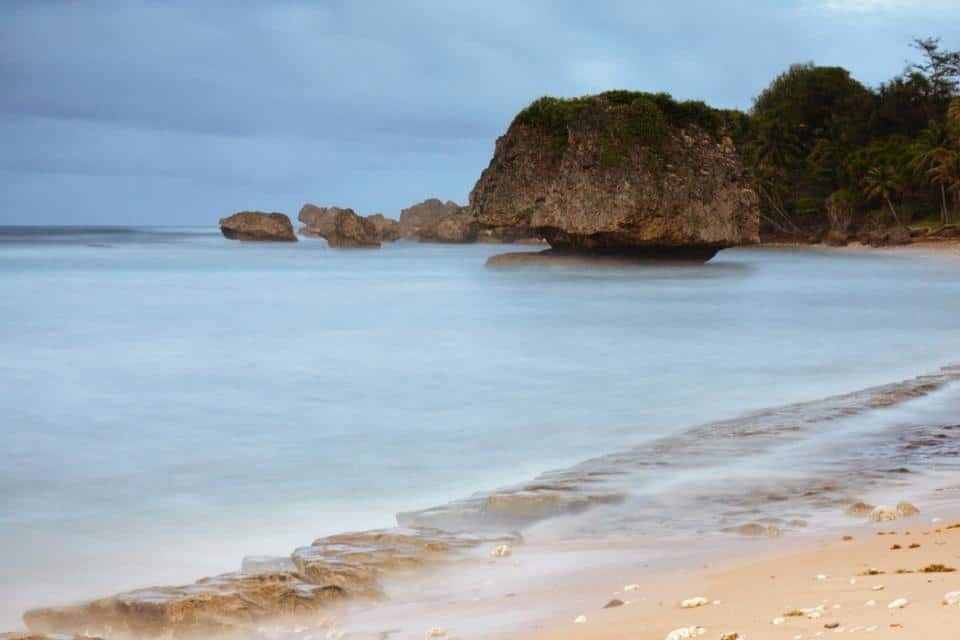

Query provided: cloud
[1,1,958,224]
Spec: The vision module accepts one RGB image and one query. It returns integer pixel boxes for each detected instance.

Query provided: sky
[2,0,959,226]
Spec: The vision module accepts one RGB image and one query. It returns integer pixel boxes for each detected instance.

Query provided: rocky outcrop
[399,198,539,243]
[297,205,381,248]
[467,92,760,260]
[399,199,476,242]
[367,213,401,242]
[219,212,296,242]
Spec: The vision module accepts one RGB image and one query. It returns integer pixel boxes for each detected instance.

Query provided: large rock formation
[297,205,381,248]
[219,212,296,242]
[467,92,760,260]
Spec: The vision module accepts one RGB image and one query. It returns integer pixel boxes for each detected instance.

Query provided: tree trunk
[941,183,948,225]
[885,197,903,227]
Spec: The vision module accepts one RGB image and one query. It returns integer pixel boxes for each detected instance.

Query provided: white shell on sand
[624,583,641,591]
[490,544,512,557]
[872,584,885,591]
[815,574,828,581]
[680,596,708,608]
[772,617,786,625]
[574,615,587,624]
[866,599,876,606]
[870,505,898,522]
[887,597,908,609]
[943,591,960,605]
[665,626,706,640]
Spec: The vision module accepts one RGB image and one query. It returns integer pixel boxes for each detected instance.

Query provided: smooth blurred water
[2,228,960,628]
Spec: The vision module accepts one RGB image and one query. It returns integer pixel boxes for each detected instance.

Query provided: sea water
[2,227,960,629]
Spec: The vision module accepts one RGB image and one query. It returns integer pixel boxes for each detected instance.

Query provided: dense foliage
[743,37,960,238]
[513,38,960,239]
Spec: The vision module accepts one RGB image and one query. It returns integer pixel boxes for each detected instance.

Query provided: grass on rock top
[511,90,725,160]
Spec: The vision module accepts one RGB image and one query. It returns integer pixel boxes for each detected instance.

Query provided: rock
[823,229,849,247]
[603,599,624,609]
[887,597,908,609]
[23,571,348,638]
[680,596,708,608]
[870,505,899,522]
[366,214,401,242]
[219,211,297,242]
[719,634,741,640]
[398,199,476,243]
[845,501,875,516]
[297,205,391,247]
[863,227,912,247]
[723,523,781,537]
[1,635,104,640]
[896,501,919,517]
[665,627,705,640]
[467,92,760,261]
[490,544,512,558]
[241,555,296,574]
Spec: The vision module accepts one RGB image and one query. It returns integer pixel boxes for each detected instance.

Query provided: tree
[863,165,905,226]
[908,37,960,101]
[949,96,960,136]
[911,122,954,223]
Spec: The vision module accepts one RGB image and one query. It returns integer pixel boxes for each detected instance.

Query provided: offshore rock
[467,92,760,261]
[399,199,477,243]
[297,205,380,248]
[219,212,297,242]
[367,213,401,242]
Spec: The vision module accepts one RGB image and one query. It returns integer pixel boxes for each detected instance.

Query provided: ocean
[2,226,960,631]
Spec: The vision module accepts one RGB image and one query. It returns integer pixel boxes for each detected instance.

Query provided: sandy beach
[523,513,960,639]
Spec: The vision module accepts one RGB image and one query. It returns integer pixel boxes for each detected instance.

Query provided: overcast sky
[2,0,958,225]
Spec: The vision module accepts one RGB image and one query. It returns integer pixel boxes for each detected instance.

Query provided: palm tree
[926,149,959,223]
[863,165,905,227]
[911,122,952,224]
[948,96,960,136]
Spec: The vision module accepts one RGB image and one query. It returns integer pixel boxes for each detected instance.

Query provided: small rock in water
[896,501,919,517]
[574,615,587,624]
[824,622,840,629]
[943,591,960,606]
[603,598,624,608]
[664,626,706,640]
[680,596,709,608]
[490,544,512,558]
[845,501,875,516]
[870,505,898,522]
[887,597,908,609]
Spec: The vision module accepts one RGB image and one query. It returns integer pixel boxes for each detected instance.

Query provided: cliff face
[467,93,760,259]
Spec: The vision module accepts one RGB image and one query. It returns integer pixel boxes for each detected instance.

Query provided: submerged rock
[896,501,919,517]
[467,92,760,260]
[845,500,875,516]
[219,212,297,242]
[870,505,899,522]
